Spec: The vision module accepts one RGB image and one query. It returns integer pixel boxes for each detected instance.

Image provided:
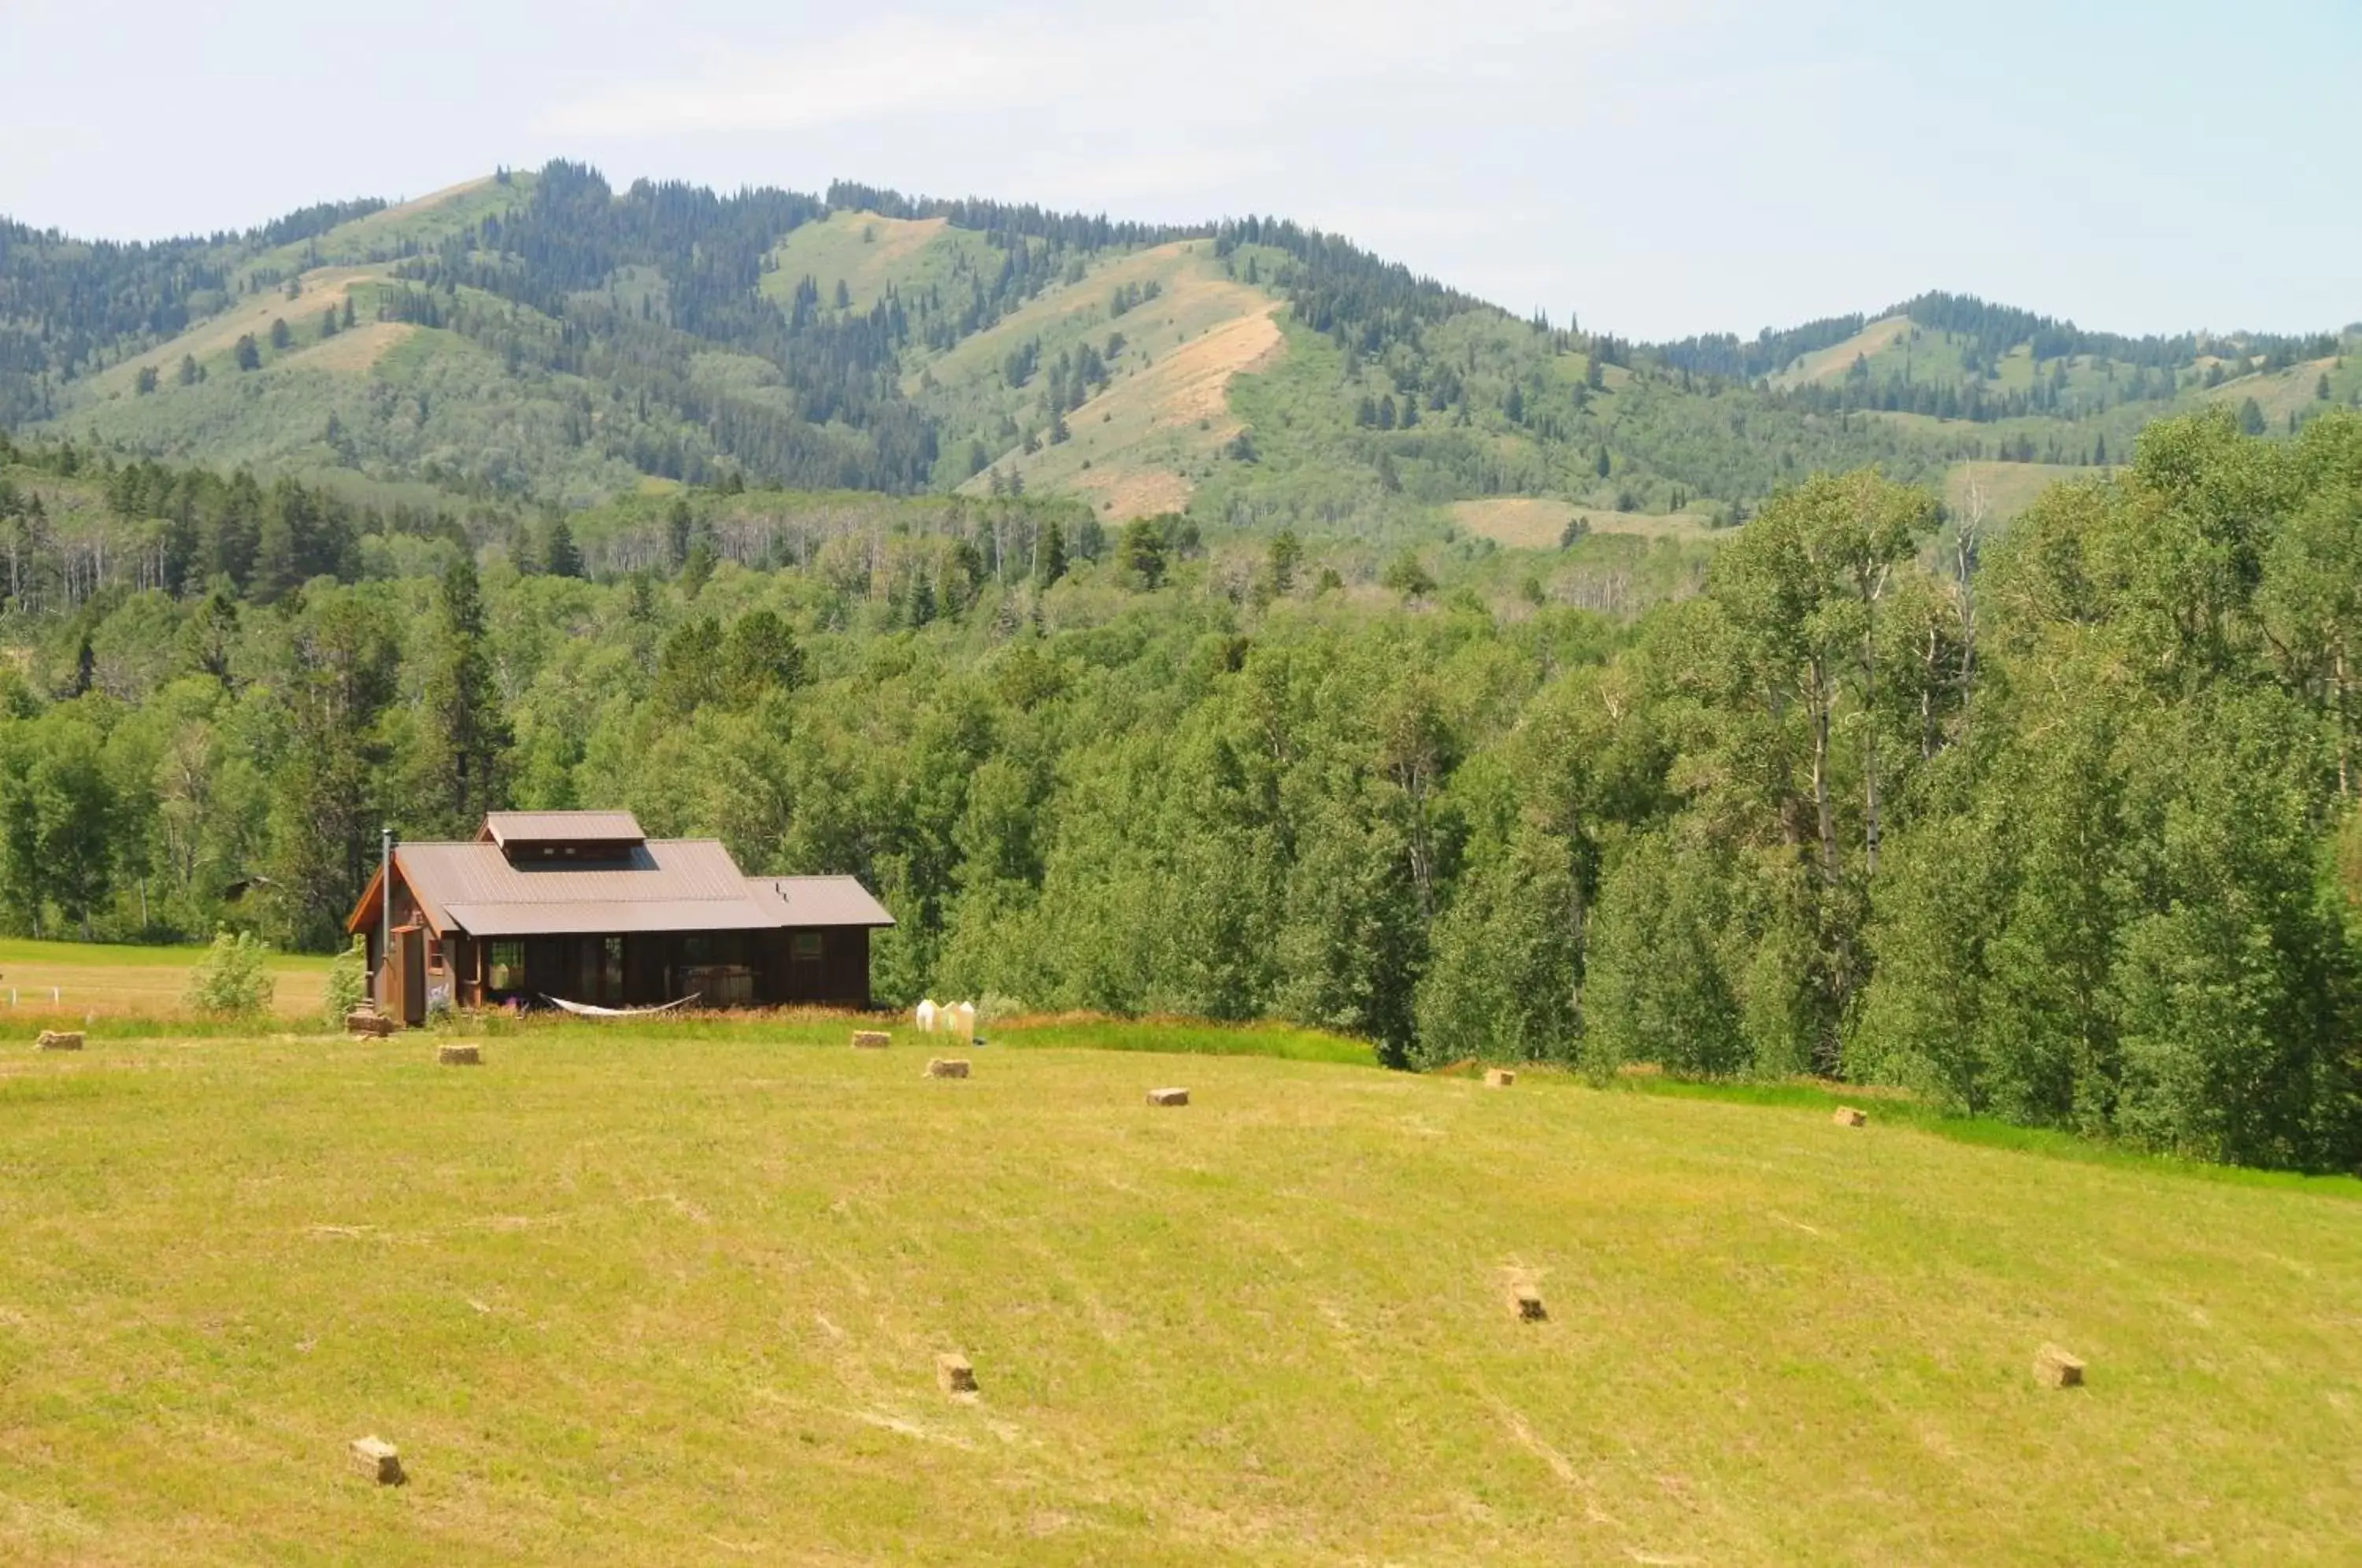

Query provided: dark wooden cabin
[344,810,893,1025]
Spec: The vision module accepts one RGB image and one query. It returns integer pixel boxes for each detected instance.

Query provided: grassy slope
[2,1028,2356,1565]
[1942,459,2093,521]
[1449,496,1716,549]
[761,209,998,315]
[927,242,1284,516]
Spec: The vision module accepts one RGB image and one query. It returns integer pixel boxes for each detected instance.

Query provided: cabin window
[489,941,526,991]
[603,936,624,996]
[792,932,824,962]
[428,941,447,974]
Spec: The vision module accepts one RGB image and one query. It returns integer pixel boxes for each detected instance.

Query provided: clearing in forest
[761,210,970,313]
[939,242,1286,519]
[90,266,390,397]
[1452,496,1716,549]
[1770,314,1914,388]
[1942,460,2095,521]
[2,1022,2355,1565]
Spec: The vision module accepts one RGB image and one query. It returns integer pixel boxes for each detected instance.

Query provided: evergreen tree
[1034,516,1068,586]
[542,515,585,579]
[1268,529,1302,595]
[411,551,513,835]
[1119,517,1166,590]
[234,335,261,372]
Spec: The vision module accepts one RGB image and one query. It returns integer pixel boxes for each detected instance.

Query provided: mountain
[4,161,2355,538]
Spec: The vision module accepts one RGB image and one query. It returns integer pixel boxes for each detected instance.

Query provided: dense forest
[2,408,2356,1170]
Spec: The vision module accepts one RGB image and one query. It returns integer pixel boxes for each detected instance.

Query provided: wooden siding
[359,855,876,1016]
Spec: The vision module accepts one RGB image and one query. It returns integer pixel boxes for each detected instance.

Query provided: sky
[1,0,2355,341]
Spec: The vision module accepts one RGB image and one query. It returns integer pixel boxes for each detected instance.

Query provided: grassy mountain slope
[924,239,1286,517]
[8,164,2356,542]
[761,208,997,314]
[4,1024,2356,1564]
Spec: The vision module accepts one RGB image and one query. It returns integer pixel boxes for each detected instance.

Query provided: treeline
[0,438,432,616]
[1652,290,2339,386]
[2,411,2358,1170]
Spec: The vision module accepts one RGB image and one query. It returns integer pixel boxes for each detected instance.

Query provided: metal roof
[442,899,783,937]
[479,809,646,848]
[746,875,897,929]
[388,838,891,936]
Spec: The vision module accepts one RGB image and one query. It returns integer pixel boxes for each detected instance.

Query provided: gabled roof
[478,809,646,849]
[346,832,894,937]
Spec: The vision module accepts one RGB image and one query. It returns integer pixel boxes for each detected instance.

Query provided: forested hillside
[9,161,2354,539]
[2,408,2358,1170]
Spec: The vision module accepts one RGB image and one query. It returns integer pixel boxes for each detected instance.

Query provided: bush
[184,930,276,1019]
[322,935,367,1026]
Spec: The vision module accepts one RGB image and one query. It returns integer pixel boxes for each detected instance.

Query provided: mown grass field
[3,1018,2357,1564]
[0,937,331,1023]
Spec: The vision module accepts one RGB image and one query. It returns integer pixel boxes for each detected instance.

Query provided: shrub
[322,935,367,1026]
[184,930,276,1019]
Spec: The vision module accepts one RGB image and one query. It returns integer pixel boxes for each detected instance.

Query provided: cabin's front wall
[460,927,876,1011]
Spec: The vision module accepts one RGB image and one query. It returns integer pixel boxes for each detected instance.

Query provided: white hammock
[542,992,701,1019]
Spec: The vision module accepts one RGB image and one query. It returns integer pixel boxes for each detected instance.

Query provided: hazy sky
[2,0,2353,340]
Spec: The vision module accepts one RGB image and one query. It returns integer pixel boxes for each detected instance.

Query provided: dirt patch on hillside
[857,213,949,268]
[958,255,1288,520]
[1780,315,1912,387]
[1068,468,1196,521]
[1138,292,1284,431]
[376,176,494,221]
[106,266,385,389]
[291,320,418,374]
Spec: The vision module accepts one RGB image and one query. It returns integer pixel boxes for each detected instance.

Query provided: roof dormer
[475,810,648,864]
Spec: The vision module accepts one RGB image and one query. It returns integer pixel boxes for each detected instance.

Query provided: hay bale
[35,1030,83,1052]
[1831,1106,1867,1127]
[1512,1287,1547,1322]
[852,1030,891,1050]
[925,1058,971,1079]
[1485,1067,1515,1088]
[936,1352,978,1394]
[437,1043,482,1067]
[2034,1344,2086,1389]
[346,1009,395,1038]
[350,1435,405,1485]
[1146,1086,1190,1108]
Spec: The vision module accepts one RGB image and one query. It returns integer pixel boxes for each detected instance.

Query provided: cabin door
[395,926,426,1026]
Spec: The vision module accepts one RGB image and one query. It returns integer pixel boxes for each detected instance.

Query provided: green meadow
[2,1019,2356,1564]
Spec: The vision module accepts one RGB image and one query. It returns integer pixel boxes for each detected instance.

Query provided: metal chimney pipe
[379,825,394,1009]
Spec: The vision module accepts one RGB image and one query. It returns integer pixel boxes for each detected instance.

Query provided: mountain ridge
[3,161,2353,530]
